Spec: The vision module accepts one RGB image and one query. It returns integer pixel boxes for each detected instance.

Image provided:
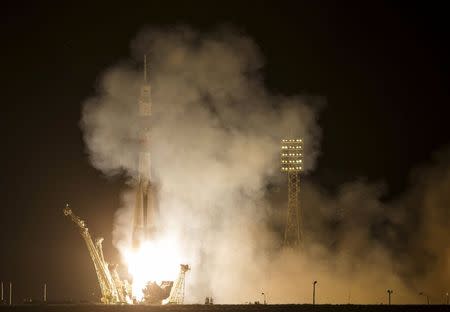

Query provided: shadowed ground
[0,304,448,312]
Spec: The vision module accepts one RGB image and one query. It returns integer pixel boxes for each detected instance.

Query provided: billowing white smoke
[81,26,449,304]
[82,26,320,302]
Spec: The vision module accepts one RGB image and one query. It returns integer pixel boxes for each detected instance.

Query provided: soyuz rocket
[132,55,157,248]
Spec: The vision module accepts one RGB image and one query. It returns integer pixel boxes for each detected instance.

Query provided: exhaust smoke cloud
[81,26,449,304]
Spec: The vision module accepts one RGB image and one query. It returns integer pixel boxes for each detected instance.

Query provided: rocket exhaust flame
[123,237,182,302]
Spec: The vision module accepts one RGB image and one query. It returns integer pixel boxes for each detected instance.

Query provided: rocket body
[132,72,157,248]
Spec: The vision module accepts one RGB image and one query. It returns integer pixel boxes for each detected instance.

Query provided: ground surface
[0,305,448,312]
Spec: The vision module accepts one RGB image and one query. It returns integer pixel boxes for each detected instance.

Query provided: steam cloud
[81,26,449,304]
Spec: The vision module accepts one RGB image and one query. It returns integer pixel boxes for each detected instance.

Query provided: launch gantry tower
[167,264,190,304]
[281,139,303,247]
[63,204,128,303]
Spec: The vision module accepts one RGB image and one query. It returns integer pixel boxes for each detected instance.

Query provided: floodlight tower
[281,138,303,247]
[132,55,157,248]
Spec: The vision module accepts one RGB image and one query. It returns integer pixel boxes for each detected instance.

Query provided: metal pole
[1,281,3,302]
[9,282,12,305]
[420,292,430,305]
[313,281,317,305]
[387,290,393,305]
[44,283,47,302]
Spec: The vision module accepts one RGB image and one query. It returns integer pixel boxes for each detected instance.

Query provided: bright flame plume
[123,236,182,301]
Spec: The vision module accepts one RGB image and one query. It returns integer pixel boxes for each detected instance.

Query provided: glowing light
[123,237,182,301]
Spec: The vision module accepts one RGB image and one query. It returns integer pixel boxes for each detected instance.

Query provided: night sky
[1,2,449,302]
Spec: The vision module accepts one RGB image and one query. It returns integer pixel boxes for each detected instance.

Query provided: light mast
[281,138,303,247]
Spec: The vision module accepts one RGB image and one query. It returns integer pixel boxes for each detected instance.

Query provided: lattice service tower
[167,264,190,304]
[281,138,303,247]
[132,55,157,248]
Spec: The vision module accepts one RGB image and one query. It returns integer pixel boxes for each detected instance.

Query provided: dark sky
[1,1,448,302]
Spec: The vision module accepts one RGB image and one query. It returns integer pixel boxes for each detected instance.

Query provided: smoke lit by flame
[123,236,182,301]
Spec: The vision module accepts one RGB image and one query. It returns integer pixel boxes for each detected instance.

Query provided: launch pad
[63,205,189,305]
